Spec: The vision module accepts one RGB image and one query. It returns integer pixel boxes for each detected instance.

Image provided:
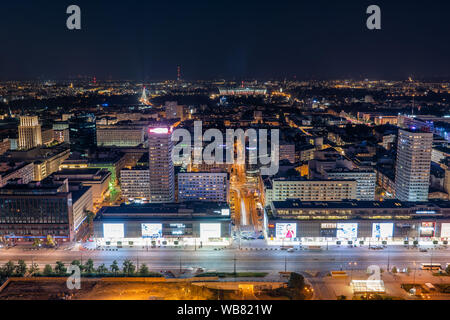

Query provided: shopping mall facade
[265,200,450,246]
[93,202,232,247]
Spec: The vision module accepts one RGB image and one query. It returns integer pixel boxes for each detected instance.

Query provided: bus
[421,263,442,271]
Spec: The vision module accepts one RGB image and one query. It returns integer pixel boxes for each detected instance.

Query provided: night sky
[1,0,449,80]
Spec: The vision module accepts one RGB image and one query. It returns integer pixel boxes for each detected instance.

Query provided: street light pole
[387,253,390,272]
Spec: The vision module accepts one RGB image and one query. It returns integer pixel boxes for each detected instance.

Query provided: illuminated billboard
[372,223,394,238]
[276,223,297,239]
[441,223,450,238]
[200,223,221,239]
[420,222,435,237]
[103,223,124,238]
[337,223,358,239]
[142,224,163,238]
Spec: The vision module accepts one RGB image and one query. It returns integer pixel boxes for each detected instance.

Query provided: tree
[29,263,39,275]
[84,210,96,234]
[32,238,42,248]
[122,259,136,276]
[391,266,398,274]
[110,260,119,275]
[15,260,27,276]
[446,264,450,275]
[43,264,54,276]
[139,264,150,276]
[85,210,95,223]
[97,264,108,275]
[55,261,67,275]
[288,273,305,290]
[3,261,15,277]
[71,260,85,272]
[46,235,56,248]
[84,259,95,274]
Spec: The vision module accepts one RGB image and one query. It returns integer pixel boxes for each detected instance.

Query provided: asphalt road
[1,246,449,273]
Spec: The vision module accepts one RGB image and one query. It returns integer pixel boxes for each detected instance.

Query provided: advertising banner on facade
[372,223,394,238]
[142,224,163,238]
[276,223,297,239]
[337,223,358,239]
[103,223,125,238]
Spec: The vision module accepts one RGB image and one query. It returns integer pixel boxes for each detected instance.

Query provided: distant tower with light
[177,66,181,81]
[139,87,151,105]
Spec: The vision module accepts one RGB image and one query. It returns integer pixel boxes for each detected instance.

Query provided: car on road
[287,248,295,253]
[419,248,428,253]
[163,271,175,278]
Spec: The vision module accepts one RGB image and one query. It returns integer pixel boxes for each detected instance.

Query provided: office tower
[264,177,357,206]
[279,144,295,164]
[18,116,42,150]
[41,127,54,146]
[120,166,151,202]
[148,126,175,203]
[0,178,93,242]
[53,121,70,143]
[165,101,185,121]
[96,124,145,147]
[0,138,10,156]
[178,172,229,202]
[395,129,433,202]
[69,114,96,154]
[0,161,34,187]
[325,168,376,201]
[53,168,112,204]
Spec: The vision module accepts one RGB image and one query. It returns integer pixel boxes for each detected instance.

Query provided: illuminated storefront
[94,202,231,247]
[266,199,450,245]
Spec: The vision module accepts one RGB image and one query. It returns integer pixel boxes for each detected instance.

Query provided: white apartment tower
[395,129,433,202]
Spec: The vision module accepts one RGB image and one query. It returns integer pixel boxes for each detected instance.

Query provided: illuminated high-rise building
[148,126,175,203]
[395,129,433,202]
[18,116,42,150]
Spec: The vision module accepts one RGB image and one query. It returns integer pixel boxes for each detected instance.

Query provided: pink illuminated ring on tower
[149,128,170,134]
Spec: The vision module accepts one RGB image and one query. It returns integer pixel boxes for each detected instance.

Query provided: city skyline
[1,0,450,305]
[1,0,450,80]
